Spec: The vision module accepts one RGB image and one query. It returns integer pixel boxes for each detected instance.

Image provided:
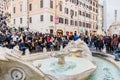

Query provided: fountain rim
[93,53,120,70]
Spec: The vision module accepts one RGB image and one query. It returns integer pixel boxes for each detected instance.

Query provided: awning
[70,32,73,35]
[66,32,69,35]
[57,29,63,33]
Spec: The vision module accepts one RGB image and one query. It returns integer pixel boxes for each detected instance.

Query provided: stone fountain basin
[32,57,97,80]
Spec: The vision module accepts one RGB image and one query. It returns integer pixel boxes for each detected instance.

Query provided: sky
[99,0,120,29]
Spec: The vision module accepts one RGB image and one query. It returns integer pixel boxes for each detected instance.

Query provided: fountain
[0,39,97,80]
[2,39,120,80]
[33,55,96,80]
[32,39,97,80]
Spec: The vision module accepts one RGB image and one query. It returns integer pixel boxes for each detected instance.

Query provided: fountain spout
[54,52,68,65]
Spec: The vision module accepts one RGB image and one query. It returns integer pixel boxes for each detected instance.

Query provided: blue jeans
[114,51,120,60]
[88,41,94,47]
[113,45,118,51]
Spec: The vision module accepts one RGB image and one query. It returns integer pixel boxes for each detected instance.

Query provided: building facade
[108,22,120,35]
[0,0,5,14]
[5,0,98,35]
[97,4,103,35]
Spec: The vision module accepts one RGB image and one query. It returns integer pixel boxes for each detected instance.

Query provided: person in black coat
[97,36,104,51]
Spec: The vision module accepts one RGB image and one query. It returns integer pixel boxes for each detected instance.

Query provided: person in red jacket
[112,34,118,51]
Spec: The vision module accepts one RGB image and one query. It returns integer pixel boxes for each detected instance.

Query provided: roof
[110,22,120,27]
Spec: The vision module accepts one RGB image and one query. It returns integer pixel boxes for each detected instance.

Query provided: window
[75,11,77,16]
[20,4,22,12]
[70,20,74,25]
[29,3,32,11]
[86,23,88,28]
[59,17,64,23]
[70,10,74,16]
[79,10,82,15]
[93,2,95,6]
[96,4,98,7]
[65,19,68,24]
[79,21,81,26]
[50,15,53,22]
[90,1,92,4]
[50,0,53,8]
[83,12,85,16]
[75,21,78,26]
[20,18,22,24]
[86,3,88,7]
[13,7,16,13]
[89,6,92,10]
[86,13,88,17]
[59,4,62,11]
[93,8,95,12]
[96,9,98,13]
[29,17,32,23]
[89,24,91,28]
[40,0,43,8]
[40,15,44,21]
[83,22,85,27]
[64,8,68,14]
[89,14,91,18]
[13,19,16,24]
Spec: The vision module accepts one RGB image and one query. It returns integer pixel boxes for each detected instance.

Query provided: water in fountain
[33,56,96,80]
[88,57,120,80]
[49,60,76,74]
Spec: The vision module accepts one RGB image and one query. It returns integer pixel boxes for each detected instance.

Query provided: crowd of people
[0,26,88,53]
[1,14,120,60]
[0,25,120,60]
[89,34,120,52]
[88,34,120,61]
[0,26,69,54]
[0,26,86,54]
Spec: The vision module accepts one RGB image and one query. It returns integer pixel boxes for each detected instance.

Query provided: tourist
[97,36,104,51]
[112,34,118,51]
[105,36,111,53]
[18,40,26,55]
[114,43,120,61]
[73,32,79,41]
